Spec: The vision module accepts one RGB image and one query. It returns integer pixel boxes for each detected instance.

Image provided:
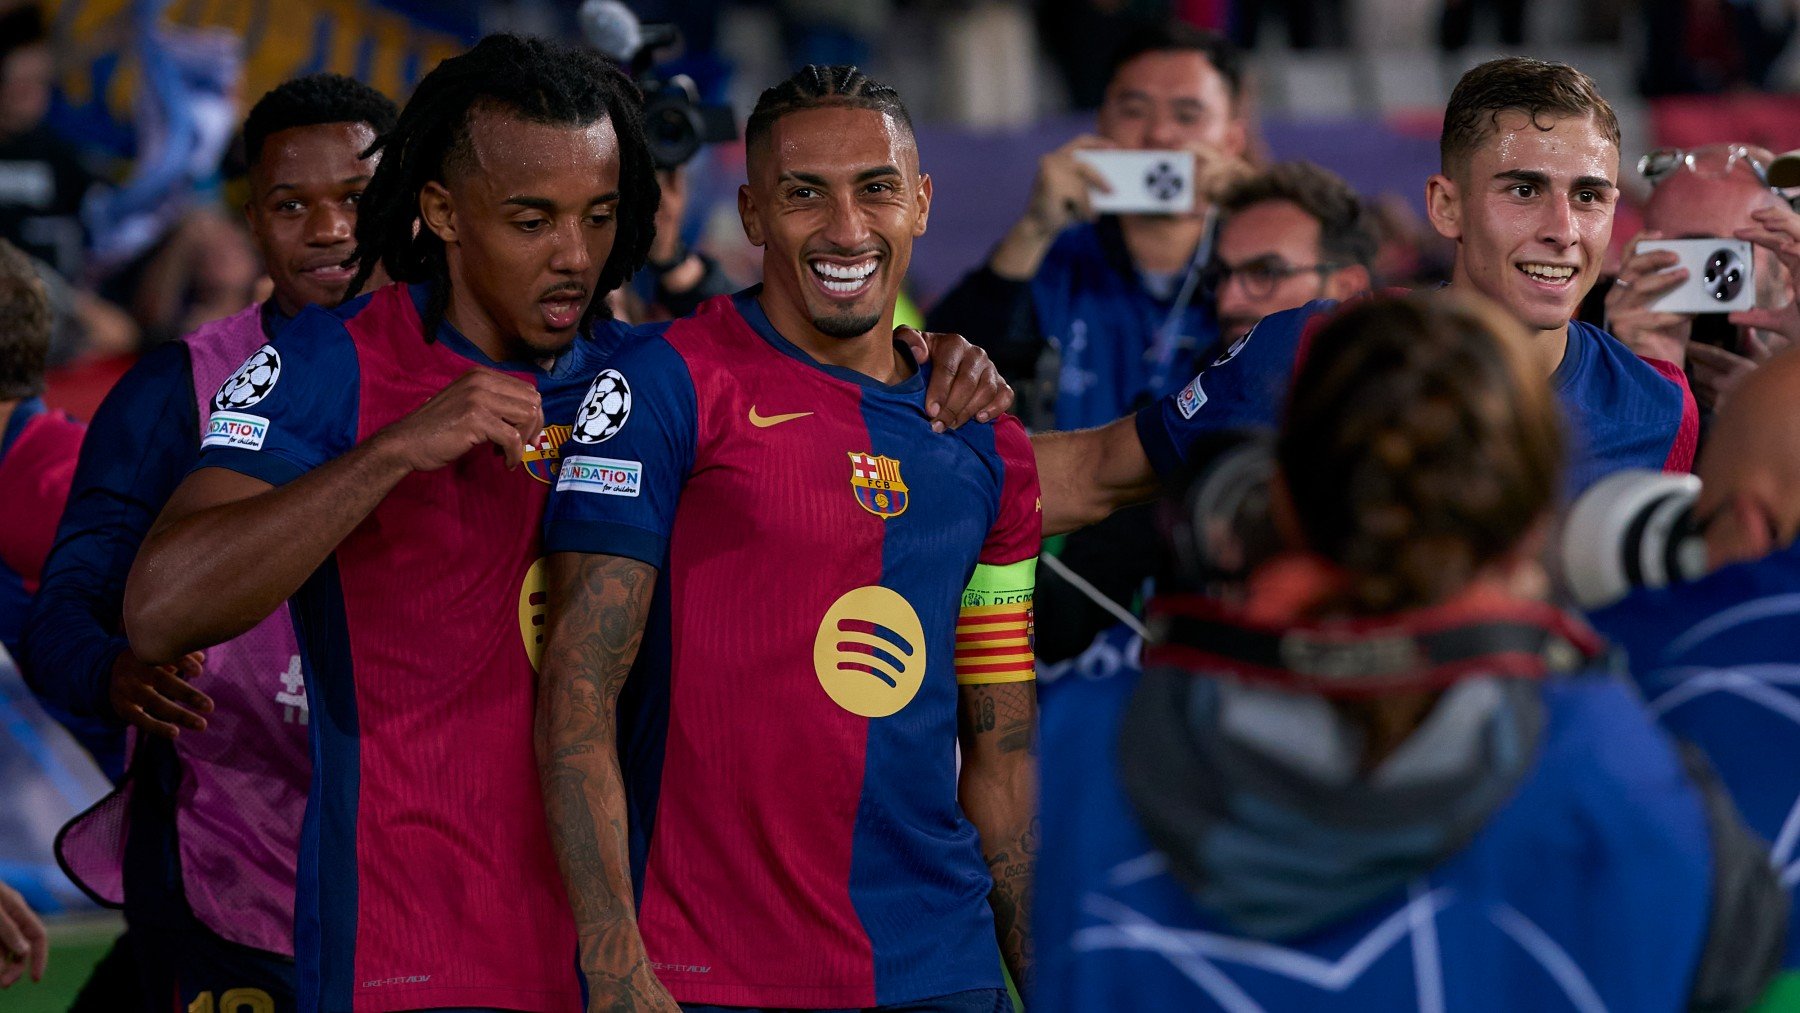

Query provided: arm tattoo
[535,553,666,1007]
[958,681,1039,992]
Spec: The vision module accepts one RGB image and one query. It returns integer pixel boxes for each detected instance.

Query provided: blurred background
[3,0,1798,1006]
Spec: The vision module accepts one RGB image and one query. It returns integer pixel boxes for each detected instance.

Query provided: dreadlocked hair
[744,65,914,162]
[347,33,657,341]
[1277,293,1563,616]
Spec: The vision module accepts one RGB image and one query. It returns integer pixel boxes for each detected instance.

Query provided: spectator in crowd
[0,236,82,668]
[0,4,136,360]
[929,22,1249,431]
[633,164,737,320]
[1606,144,1796,416]
[1212,160,1374,344]
[0,880,47,989]
[1034,292,1786,1012]
[1029,56,1700,543]
[23,74,396,1013]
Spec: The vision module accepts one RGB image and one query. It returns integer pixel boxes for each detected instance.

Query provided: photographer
[1588,345,1800,988]
[1034,293,1784,1012]
[1606,143,1798,416]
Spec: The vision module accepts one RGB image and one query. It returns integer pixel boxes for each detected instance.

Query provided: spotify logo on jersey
[519,559,547,672]
[813,586,927,717]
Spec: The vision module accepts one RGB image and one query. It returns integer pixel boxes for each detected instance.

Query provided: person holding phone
[1606,143,1800,416]
[928,22,1251,431]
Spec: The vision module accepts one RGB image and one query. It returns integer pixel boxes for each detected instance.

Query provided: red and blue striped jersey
[544,291,1041,1008]
[192,283,636,1013]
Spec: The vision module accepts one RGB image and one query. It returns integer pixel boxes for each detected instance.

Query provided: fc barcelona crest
[848,452,909,519]
[524,425,573,484]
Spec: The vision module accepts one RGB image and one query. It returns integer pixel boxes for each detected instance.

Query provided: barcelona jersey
[1134,300,1699,495]
[192,282,634,1013]
[543,290,1041,1009]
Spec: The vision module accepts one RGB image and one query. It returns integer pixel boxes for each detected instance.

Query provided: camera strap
[1145,594,1608,698]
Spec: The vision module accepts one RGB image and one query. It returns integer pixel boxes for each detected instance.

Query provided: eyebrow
[265,174,370,198]
[778,167,902,187]
[1494,169,1616,191]
[503,191,621,211]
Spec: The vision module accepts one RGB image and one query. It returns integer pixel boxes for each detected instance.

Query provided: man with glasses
[1212,161,1375,344]
[1607,143,1800,415]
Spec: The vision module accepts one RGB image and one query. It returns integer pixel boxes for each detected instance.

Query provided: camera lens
[1705,248,1745,303]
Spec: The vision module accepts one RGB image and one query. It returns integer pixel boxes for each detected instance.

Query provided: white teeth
[811,260,877,281]
[820,277,863,294]
[1520,263,1575,281]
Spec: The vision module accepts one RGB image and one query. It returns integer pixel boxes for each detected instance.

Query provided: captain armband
[954,558,1037,685]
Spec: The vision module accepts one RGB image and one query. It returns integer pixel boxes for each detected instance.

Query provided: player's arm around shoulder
[125,314,544,664]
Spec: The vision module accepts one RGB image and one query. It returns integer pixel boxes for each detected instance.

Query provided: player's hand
[586,968,681,1013]
[1019,134,1114,238]
[0,882,47,988]
[1606,231,1692,366]
[372,370,544,473]
[110,648,209,739]
[897,326,1016,432]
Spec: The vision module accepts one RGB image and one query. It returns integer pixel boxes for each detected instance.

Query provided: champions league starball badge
[215,345,282,410]
[572,369,632,443]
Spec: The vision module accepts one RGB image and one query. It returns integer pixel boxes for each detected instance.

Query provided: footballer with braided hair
[124,34,660,1013]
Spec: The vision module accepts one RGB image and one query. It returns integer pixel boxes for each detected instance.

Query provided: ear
[1425,173,1462,241]
[912,172,933,238]
[420,180,456,244]
[1325,264,1372,300]
[1734,491,1777,558]
[738,184,765,248]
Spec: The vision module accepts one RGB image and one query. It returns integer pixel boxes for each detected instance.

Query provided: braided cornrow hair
[347,33,658,341]
[744,64,914,162]
[1277,293,1563,616]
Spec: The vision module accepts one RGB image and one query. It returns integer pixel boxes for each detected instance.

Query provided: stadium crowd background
[3,0,1800,1008]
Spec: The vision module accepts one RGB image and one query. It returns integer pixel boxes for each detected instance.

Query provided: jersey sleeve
[1132,302,1324,477]
[956,417,1041,685]
[542,335,698,567]
[192,307,359,487]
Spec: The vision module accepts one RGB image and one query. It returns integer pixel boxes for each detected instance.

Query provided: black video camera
[580,0,738,169]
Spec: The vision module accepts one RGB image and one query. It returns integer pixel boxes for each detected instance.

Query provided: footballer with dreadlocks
[122,35,1011,1013]
[539,65,1038,1013]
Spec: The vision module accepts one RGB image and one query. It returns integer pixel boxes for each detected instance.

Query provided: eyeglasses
[1207,259,1340,298]
[1638,144,1776,186]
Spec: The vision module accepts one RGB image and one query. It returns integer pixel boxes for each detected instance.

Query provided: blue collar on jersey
[403,282,601,381]
[732,286,926,395]
[0,395,45,458]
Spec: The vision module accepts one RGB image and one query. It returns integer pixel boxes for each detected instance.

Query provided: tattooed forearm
[958,681,1039,991]
[534,552,675,1011]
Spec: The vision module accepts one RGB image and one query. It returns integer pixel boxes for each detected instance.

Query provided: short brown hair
[1277,292,1563,615]
[1439,57,1619,176]
[0,238,51,401]
[1219,161,1376,269]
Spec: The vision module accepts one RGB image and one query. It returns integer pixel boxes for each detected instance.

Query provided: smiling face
[739,103,931,343]
[1427,110,1619,335]
[421,106,621,359]
[246,121,379,317]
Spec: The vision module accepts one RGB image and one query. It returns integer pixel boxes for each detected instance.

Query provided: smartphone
[1073,149,1196,215]
[1639,238,1756,314]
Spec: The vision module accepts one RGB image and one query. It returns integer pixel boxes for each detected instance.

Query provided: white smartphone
[1639,238,1756,314]
[1073,149,1197,215]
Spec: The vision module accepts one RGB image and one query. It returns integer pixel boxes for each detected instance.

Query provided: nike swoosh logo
[749,407,814,428]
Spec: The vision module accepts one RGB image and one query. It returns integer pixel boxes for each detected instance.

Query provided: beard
[813,309,882,339]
